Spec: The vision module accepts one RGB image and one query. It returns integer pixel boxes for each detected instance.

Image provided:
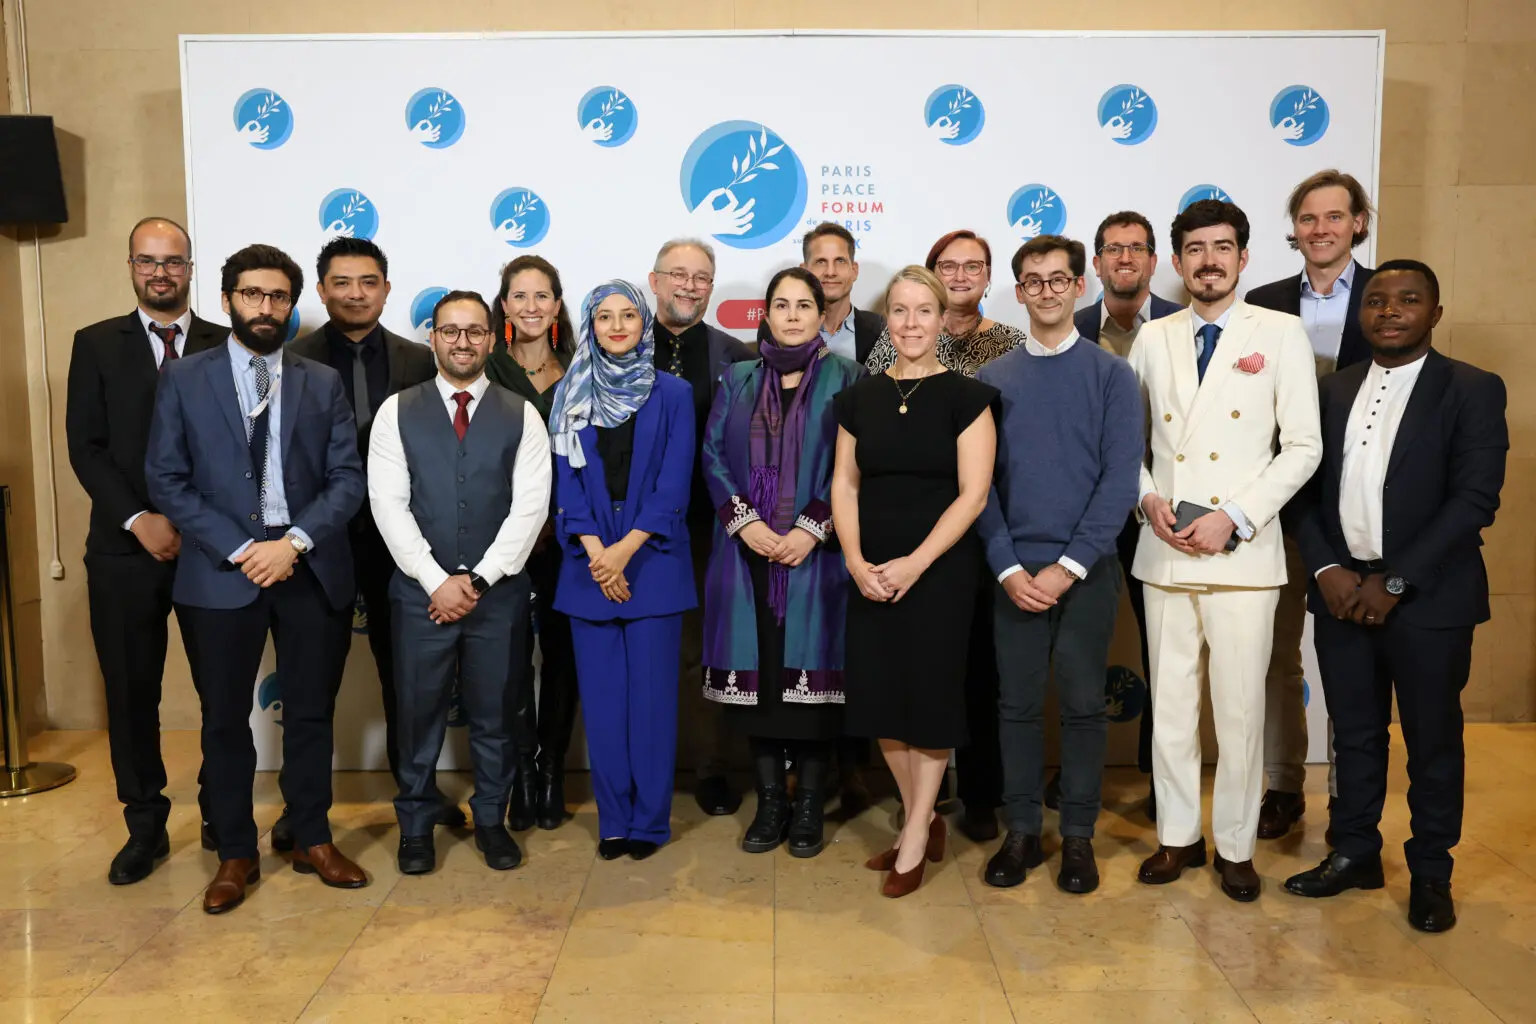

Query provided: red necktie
[452,391,472,442]
[149,323,181,371]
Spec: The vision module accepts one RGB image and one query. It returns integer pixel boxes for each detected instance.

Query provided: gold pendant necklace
[891,373,927,414]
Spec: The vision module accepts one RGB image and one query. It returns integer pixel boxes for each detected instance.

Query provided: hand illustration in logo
[679,121,805,250]
[410,287,450,340]
[495,219,527,244]
[580,118,615,143]
[489,188,551,248]
[1272,116,1305,142]
[1101,116,1134,141]
[317,189,378,241]
[1011,213,1044,239]
[928,116,961,141]
[1096,85,1158,146]
[404,88,466,149]
[923,85,985,146]
[689,187,756,237]
[236,121,271,145]
[1269,85,1330,147]
[576,87,638,148]
[232,89,293,150]
[409,120,442,144]
[1005,185,1067,241]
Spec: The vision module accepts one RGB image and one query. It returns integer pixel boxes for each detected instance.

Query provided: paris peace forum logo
[576,86,637,147]
[411,286,450,336]
[319,189,378,240]
[258,672,283,725]
[679,121,807,250]
[1179,184,1233,212]
[1005,184,1067,240]
[1097,84,1157,146]
[1270,85,1330,146]
[404,87,466,149]
[1104,666,1147,723]
[923,85,985,146]
[232,88,293,150]
[489,188,551,248]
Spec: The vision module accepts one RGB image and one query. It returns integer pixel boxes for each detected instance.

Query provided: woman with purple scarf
[701,268,864,858]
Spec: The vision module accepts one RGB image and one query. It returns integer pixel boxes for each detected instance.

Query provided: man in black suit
[1283,260,1508,934]
[756,222,885,364]
[1245,170,1378,840]
[65,216,225,885]
[287,237,460,844]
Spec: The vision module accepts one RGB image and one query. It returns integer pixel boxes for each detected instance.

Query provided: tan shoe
[292,843,369,889]
[1137,838,1208,885]
[203,858,260,915]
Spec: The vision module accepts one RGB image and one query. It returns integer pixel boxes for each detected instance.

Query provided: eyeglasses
[233,286,292,310]
[1017,275,1075,296]
[663,269,714,289]
[130,256,191,276]
[1098,243,1152,258]
[435,325,492,342]
[934,260,988,278]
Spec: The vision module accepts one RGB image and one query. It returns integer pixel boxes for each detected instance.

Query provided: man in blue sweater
[976,236,1143,892]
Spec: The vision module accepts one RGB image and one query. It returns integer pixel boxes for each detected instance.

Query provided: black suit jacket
[66,310,226,557]
[288,323,435,458]
[754,306,886,364]
[1288,349,1508,629]
[1244,263,1375,371]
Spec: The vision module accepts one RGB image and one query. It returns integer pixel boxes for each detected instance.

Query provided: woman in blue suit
[548,279,696,862]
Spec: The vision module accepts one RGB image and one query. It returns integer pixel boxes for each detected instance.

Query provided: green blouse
[484,343,570,424]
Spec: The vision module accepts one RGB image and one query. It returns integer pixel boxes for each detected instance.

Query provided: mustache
[1195,266,1225,277]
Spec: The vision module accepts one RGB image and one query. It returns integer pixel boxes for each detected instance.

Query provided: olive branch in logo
[947,87,975,117]
[427,91,454,120]
[341,193,369,221]
[510,192,540,219]
[1291,89,1320,118]
[1204,188,1227,201]
[255,92,283,123]
[599,90,626,118]
[1027,189,1059,218]
[727,125,784,187]
[1119,88,1148,116]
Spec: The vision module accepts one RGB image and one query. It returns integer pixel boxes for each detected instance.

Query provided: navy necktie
[248,355,271,524]
[1195,323,1221,383]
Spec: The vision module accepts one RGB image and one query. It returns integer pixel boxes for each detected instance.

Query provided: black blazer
[288,323,435,457]
[1244,263,1375,371]
[1288,349,1508,629]
[65,310,226,557]
[755,307,885,364]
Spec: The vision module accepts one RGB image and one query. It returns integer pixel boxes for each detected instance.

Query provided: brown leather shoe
[1257,789,1305,839]
[865,815,946,871]
[1137,838,1207,885]
[203,858,260,915]
[881,857,927,898]
[292,843,369,889]
[1214,854,1261,902]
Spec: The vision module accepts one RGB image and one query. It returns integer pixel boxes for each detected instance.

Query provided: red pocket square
[1234,352,1266,374]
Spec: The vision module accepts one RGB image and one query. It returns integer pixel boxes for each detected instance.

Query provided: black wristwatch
[469,572,491,596]
[1384,574,1409,597]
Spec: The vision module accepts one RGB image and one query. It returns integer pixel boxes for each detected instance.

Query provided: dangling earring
[504,320,512,345]
[550,321,558,345]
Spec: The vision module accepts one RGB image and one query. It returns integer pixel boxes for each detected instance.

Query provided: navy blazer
[552,372,699,622]
[1244,263,1375,371]
[144,344,366,611]
[1074,293,1184,345]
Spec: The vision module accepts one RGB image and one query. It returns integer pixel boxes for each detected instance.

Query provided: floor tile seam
[55,888,202,1023]
[960,850,1022,1024]
[291,882,395,1024]
[533,841,604,1015]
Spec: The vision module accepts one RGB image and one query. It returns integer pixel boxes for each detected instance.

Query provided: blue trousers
[570,613,683,843]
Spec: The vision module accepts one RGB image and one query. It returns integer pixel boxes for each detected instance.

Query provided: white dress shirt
[124,309,193,531]
[368,373,552,599]
[1333,353,1429,564]
[224,338,315,562]
[1299,260,1357,362]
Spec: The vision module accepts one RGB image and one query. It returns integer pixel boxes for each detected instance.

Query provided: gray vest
[397,380,526,575]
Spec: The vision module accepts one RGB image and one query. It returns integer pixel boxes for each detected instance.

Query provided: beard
[138,279,188,313]
[440,347,488,383]
[662,294,703,327]
[1103,274,1148,300]
[1187,265,1236,303]
[230,308,290,355]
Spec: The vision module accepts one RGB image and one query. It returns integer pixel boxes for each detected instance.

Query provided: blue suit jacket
[145,343,365,610]
[552,373,698,622]
[1074,293,1184,345]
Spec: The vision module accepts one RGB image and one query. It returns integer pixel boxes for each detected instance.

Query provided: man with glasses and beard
[66,216,225,884]
[147,243,367,914]
[367,290,550,875]
[647,238,753,815]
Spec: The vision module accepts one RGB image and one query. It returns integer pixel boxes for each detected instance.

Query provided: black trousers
[350,515,403,782]
[1314,609,1474,883]
[1115,514,1155,774]
[956,576,1003,812]
[511,541,579,765]
[85,548,208,838]
[178,559,351,860]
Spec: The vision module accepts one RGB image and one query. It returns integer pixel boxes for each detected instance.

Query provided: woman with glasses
[548,279,697,862]
[833,266,998,897]
[484,256,580,834]
[700,268,863,859]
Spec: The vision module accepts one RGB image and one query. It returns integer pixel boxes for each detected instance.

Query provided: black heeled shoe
[507,754,539,832]
[536,755,570,831]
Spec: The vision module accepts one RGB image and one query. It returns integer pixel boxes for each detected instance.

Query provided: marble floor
[0,728,1534,1022]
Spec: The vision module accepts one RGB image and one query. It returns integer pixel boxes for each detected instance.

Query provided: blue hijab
[547,279,657,468]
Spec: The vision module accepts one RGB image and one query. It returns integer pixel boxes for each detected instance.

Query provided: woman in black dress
[831,266,998,898]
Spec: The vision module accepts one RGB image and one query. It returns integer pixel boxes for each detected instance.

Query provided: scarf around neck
[547,279,656,468]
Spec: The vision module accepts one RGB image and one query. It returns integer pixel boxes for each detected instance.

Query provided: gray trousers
[995,557,1121,838]
[392,571,529,835]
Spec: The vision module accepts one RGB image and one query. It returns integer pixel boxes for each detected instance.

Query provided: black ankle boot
[507,753,539,832]
[788,748,829,858]
[536,754,568,831]
[742,746,790,854]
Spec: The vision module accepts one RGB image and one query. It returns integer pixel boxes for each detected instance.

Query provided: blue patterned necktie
[1195,323,1221,383]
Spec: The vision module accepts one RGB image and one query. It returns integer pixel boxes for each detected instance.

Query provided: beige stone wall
[2,0,1531,729]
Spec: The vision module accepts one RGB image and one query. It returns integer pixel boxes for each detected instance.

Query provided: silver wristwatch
[286,532,310,555]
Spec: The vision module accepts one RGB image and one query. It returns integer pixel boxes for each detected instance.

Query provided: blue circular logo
[284,310,302,343]
[1270,85,1330,147]
[318,188,378,241]
[1005,184,1067,240]
[1097,84,1158,146]
[404,87,466,149]
[679,121,807,250]
[489,188,551,248]
[576,86,637,147]
[1105,666,1147,723]
[258,672,283,723]
[1302,679,1311,708]
[410,286,450,336]
[1178,184,1233,212]
[232,88,293,150]
[924,85,985,146]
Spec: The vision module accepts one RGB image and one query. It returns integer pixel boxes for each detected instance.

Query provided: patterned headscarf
[547,279,657,468]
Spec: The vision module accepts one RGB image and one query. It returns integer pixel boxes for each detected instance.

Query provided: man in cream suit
[1128,200,1322,902]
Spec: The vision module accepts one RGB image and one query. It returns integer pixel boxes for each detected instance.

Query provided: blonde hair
[884,265,948,314]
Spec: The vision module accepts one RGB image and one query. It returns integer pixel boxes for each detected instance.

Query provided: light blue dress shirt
[820,308,858,362]
[1186,305,1254,541]
[226,337,313,560]
[1298,259,1356,361]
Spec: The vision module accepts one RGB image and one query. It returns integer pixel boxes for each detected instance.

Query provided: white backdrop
[180,30,1383,769]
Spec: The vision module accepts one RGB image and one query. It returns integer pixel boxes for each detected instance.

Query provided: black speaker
[0,115,67,224]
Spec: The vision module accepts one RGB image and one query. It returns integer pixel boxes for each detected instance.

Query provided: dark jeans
[1114,514,1154,774]
[957,577,1003,812]
[994,557,1121,838]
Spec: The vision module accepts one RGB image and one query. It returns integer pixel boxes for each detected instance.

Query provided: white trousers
[1144,583,1280,863]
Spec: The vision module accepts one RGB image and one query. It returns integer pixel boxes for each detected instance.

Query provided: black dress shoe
[200,820,218,853]
[270,810,295,853]
[1043,770,1062,811]
[628,839,662,861]
[109,830,171,885]
[508,756,539,832]
[1408,877,1456,933]
[397,834,436,875]
[957,805,1000,843]
[597,838,629,861]
[438,803,468,829]
[984,830,1042,888]
[1256,789,1305,840]
[1058,835,1099,894]
[695,775,741,816]
[475,825,523,871]
[1284,851,1384,898]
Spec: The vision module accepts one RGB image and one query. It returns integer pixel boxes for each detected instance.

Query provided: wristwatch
[1384,574,1408,597]
[286,532,310,555]
[469,572,492,596]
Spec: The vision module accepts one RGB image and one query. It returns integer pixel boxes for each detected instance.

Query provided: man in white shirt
[368,290,552,875]
[1282,261,1507,934]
